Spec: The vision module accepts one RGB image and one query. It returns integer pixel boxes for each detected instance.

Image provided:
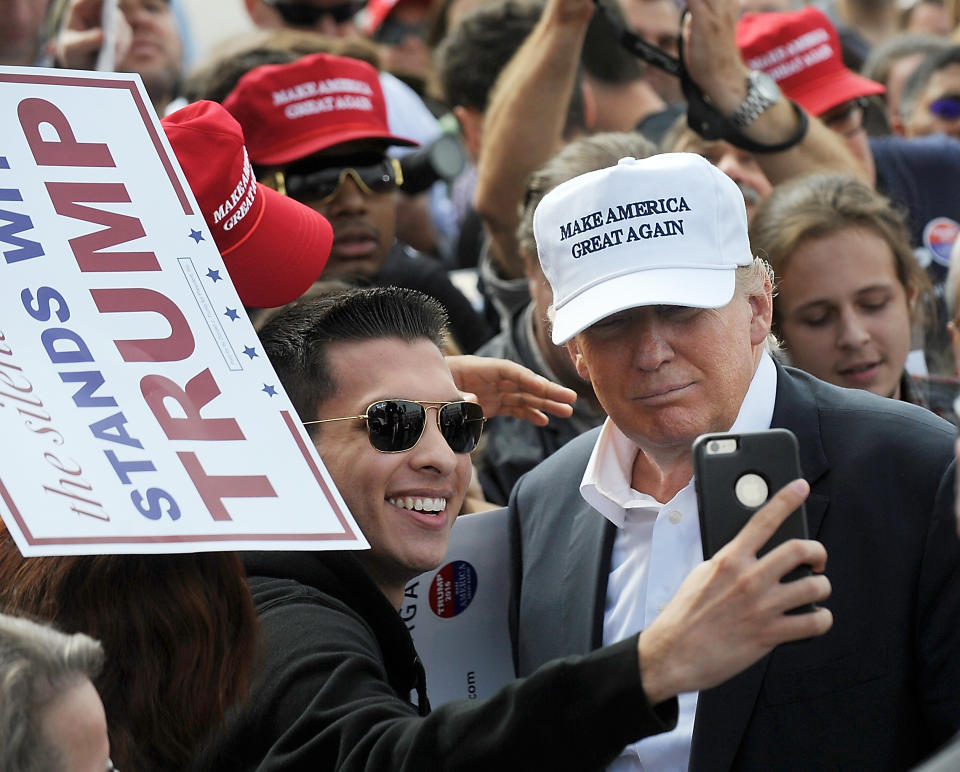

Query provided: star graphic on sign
[262,384,277,397]
[189,229,204,243]
[206,268,222,282]
[243,345,258,359]
[224,307,240,321]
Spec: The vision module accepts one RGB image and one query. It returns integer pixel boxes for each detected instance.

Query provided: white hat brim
[550,266,737,344]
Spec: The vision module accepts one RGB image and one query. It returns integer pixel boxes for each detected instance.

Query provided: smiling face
[311,337,472,605]
[776,226,914,399]
[565,287,771,461]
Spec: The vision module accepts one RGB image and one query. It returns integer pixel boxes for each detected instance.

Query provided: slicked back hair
[258,286,450,430]
[0,612,104,772]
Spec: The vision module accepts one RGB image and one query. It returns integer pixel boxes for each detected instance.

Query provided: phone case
[692,429,811,599]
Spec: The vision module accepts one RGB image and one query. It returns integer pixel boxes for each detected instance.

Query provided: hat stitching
[219,188,266,257]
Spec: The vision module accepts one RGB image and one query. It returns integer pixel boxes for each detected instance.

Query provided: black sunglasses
[268,158,403,202]
[261,0,365,26]
[304,399,485,454]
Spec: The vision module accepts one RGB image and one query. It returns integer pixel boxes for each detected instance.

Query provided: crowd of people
[3,0,960,769]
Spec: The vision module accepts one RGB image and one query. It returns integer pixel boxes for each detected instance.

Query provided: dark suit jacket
[508,363,960,771]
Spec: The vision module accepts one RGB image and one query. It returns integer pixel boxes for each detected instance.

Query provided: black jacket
[192,549,677,771]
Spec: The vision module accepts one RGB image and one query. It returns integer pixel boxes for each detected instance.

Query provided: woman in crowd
[0,529,260,771]
[748,172,955,420]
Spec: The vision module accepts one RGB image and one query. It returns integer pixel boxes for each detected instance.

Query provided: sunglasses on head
[267,158,403,203]
[928,94,960,120]
[261,0,364,25]
[304,399,485,453]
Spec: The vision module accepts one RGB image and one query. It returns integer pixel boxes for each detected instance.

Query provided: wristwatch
[728,70,782,129]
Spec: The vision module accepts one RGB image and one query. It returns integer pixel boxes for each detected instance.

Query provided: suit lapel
[562,498,616,654]
[690,363,830,771]
[769,364,830,539]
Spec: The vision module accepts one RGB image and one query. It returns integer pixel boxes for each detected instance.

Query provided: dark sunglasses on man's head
[928,94,960,121]
[267,158,403,203]
[304,399,485,454]
[261,0,365,26]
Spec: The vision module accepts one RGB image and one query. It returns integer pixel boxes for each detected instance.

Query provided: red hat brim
[251,126,418,167]
[788,69,886,116]
[221,183,334,308]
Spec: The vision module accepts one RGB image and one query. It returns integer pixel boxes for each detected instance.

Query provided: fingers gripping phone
[692,428,814,614]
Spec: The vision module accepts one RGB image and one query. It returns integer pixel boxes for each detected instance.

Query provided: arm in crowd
[473,0,593,280]
[682,0,867,184]
[197,480,829,770]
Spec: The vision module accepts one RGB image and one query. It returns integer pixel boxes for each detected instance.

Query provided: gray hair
[517,131,657,262]
[0,612,104,772]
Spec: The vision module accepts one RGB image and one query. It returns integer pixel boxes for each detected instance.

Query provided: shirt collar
[580,351,778,527]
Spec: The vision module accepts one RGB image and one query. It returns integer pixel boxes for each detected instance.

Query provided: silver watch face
[753,71,781,102]
[731,70,782,127]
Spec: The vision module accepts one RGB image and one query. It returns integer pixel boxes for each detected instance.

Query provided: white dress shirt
[580,352,778,772]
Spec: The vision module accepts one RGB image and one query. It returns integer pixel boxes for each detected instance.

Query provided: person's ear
[565,337,590,380]
[747,281,774,346]
[453,105,483,161]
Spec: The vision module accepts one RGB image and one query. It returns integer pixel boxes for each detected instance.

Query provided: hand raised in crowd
[681,0,748,116]
[446,355,577,427]
[56,0,133,71]
[638,478,833,705]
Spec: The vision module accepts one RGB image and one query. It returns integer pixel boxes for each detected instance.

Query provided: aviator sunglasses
[267,157,403,203]
[260,0,365,25]
[304,399,485,454]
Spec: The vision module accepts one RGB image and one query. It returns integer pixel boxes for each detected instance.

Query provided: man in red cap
[161,100,333,309]
[223,52,493,353]
[737,6,960,374]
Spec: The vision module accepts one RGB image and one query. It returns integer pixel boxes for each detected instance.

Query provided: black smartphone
[692,428,814,613]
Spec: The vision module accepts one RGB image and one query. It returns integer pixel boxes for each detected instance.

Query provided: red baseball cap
[364,0,401,34]
[162,100,333,308]
[736,7,885,116]
[222,53,417,167]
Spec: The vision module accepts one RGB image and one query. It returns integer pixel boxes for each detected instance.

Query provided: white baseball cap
[533,153,754,344]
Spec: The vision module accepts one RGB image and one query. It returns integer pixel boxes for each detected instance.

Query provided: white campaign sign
[0,66,368,555]
[405,508,516,706]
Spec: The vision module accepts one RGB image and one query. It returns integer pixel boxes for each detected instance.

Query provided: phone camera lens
[708,441,720,453]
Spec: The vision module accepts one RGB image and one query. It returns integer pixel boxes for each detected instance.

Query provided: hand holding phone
[693,428,815,613]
